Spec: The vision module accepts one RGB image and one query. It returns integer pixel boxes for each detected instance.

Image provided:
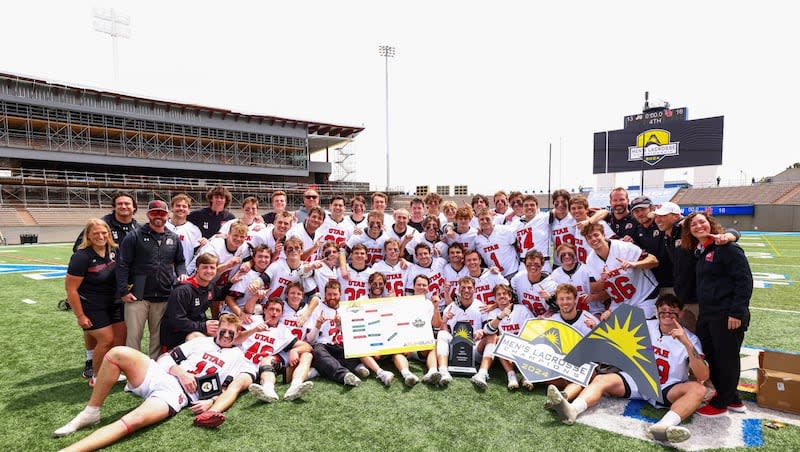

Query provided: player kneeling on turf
[430,276,489,388]
[246,298,314,404]
[54,314,246,450]
[480,284,534,390]
[542,283,597,406]
[547,294,709,443]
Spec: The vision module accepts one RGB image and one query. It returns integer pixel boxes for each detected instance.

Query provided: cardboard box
[757,350,800,414]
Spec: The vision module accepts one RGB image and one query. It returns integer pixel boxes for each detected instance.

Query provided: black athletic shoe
[82,359,93,379]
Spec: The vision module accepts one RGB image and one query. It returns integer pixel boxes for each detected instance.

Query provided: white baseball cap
[653,202,681,216]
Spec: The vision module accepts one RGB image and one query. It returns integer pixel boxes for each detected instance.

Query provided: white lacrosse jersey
[514,212,551,259]
[585,240,658,317]
[474,224,520,278]
[647,318,703,388]
[372,260,407,297]
[510,269,558,317]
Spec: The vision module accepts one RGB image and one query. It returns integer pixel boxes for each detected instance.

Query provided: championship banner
[339,295,435,358]
[494,319,597,386]
[564,304,663,403]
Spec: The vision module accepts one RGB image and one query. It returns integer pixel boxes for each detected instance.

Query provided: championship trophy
[447,321,477,376]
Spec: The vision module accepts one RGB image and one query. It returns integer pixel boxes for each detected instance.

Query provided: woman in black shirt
[66,219,126,385]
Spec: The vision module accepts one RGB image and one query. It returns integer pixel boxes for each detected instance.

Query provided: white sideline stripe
[751,306,800,314]
[750,263,800,268]
[21,298,37,304]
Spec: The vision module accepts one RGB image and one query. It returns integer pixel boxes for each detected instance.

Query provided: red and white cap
[653,202,681,216]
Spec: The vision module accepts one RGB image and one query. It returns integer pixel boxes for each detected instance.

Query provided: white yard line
[751,306,800,314]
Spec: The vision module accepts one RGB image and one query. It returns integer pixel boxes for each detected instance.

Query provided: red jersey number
[603,276,636,303]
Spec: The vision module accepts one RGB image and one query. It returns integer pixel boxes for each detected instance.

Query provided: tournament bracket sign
[494,319,596,386]
[339,296,435,358]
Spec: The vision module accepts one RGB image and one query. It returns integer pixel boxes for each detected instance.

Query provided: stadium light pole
[379,45,395,192]
[93,8,131,83]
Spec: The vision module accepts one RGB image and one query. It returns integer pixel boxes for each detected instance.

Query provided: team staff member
[607,187,637,241]
[72,192,139,252]
[295,188,321,224]
[66,219,126,385]
[117,200,187,359]
[160,253,222,351]
[629,196,673,291]
[652,202,739,331]
[683,212,752,416]
[71,192,138,379]
[188,185,235,239]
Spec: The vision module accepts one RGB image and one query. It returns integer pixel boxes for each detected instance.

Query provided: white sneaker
[507,378,520,390]
[439,371,453,387]
[404,374,420,388]
[470,373,488,391]
[377,370,394,387]
[647,424,691,443]
[547,384,577,425]
[343,372,362,387]
[284,381,314,401]
[249,383,279,403]
[354,364,370,379]
[422,370,441,385]
[53,409,100,437]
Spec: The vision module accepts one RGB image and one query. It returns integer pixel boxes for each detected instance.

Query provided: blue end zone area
[0,264,67,279]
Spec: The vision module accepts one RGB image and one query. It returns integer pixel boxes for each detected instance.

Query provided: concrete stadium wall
[695,204,800,232]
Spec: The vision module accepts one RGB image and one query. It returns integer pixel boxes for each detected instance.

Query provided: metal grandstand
[0,166,370,208]
[0,71,387,209]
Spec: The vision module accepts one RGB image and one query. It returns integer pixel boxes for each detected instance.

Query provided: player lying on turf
[54,314,246,450]
[193,298,314,428]
[547,293,709,443]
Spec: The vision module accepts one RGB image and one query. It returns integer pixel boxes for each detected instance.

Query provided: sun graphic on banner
[589,311,658,394]
[454,325,473,341]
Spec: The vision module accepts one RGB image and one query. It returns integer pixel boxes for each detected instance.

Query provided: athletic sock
[401,369,414,378]
[573,397,588,415]
[84,406,101,415]
[425,367,438,375]
[655,410,681,427]
[86,350,94,360]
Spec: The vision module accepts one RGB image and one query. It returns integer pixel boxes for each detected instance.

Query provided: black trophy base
[448,365,477,376]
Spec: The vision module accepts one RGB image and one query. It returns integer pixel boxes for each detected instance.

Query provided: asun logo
[627,129,680,166]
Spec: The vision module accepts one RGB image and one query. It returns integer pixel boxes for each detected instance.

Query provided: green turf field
[1,235,798,451]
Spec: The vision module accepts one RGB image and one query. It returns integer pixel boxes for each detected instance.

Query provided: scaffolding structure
[0,166,371,209]
[0,100,308,170]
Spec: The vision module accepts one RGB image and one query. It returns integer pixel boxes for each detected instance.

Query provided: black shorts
[82,303,124,331]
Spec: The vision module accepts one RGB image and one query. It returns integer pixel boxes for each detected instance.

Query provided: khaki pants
[125,299,168,359]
